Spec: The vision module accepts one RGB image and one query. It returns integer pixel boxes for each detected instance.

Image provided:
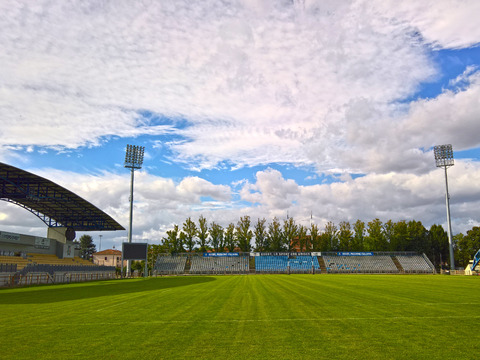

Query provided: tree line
[77,215,480,271]
[158,215,480,270]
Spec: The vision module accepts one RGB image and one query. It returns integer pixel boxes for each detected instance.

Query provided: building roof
[0,162,125,231]
[94,249,122,256]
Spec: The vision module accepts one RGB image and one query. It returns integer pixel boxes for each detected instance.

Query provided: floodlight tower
[434,144,455,271]
[124,144,145,276]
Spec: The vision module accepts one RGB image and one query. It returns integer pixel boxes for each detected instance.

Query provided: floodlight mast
[124,144,145,277]
[434,144,455,271]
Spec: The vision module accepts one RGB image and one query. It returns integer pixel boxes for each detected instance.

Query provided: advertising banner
[0,231,20,243]
[34,237,50,249]
[337,252,374,256]
[203,252,239,257]
[260,252,314,256]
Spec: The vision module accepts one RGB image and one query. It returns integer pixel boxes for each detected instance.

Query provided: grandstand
[154,255,187,275]
[0,254,116,287]
[152,252,435,276]
[190,254,249,274]
[255,254,321,273]
[396,254,435,273]
[0,163,125,287]
[3,250,439,287]
[323,254,399,273]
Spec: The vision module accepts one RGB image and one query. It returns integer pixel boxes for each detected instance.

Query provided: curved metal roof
[0,162,125,231]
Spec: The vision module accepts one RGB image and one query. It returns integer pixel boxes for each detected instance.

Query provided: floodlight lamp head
[124,144,145,170]
[434,144,454,168]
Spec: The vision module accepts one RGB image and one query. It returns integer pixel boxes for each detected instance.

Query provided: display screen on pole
[122,243,148,260]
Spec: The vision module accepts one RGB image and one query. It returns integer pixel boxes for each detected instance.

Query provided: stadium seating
[154,256,187,274]
[288,255,321,273]
[0,263,17,272]
[0,255,30,270]
[254,255,320,273]
[255,255,288,272]
[190,256,249,274]
[395,255,434,273]
[323,255,399,273]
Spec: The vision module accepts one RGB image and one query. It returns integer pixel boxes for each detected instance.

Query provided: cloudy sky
[1,0,480,250]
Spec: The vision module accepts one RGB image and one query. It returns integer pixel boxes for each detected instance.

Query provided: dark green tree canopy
[79,234,96,260]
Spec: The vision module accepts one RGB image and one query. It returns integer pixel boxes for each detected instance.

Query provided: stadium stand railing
[0,252,117,287]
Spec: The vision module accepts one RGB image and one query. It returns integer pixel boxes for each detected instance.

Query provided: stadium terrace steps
[254,255,321,273]
[395,255,435,273]
[189,256,249,274]
[154,256,187,274]
[323,255,399,274]
[318,256,327,273]
[392,257,404,272]
[152,253,435,276]
[0,255,30,270]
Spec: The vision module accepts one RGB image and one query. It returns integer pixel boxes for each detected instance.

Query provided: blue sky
[1,0,480,250]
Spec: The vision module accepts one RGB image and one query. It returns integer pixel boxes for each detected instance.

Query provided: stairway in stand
[318,256,327,273]
[392,256,404,273]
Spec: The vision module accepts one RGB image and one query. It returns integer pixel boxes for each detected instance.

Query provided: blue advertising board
[203,252,239,257]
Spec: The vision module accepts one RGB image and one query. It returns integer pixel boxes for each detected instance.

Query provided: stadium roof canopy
[0,162,125,231]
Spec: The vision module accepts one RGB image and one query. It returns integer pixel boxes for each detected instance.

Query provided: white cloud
[3,160,480,249]
[373,0,480,49]
[0,0,443,172]
[2,1,480,250]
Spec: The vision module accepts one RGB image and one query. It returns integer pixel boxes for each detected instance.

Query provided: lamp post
[124,144,145,276]
[434,144,455,271]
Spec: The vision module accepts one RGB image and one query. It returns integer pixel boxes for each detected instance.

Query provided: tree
[182,217,197,252]
[197,215,209,252]
[254,218,267,252]
[428,224,448,269]
[406,220,428,253]
[382,220,395,250]
[351,220,365,251]
[283,217,298,251]
[79,234,96,260]
[310,223,320,251]
[458,227,480,268]
[338,221,352,251]
[297,225,309,252]
[268,217,284,251]
[163,224,183,254]
[390,220,408,251]
[323,221,338,251]
[224,223,236,252]
[365,219,386,251]
[236,215,253,252]
[209,222,224,253]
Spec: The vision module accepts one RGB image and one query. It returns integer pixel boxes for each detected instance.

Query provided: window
[105,257,108,261]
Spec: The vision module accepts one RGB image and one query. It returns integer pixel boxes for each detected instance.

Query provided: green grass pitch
[1,275,479,359]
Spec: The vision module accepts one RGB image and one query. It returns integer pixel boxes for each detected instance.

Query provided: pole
[444,167,455,271]
[126,167,135,276]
